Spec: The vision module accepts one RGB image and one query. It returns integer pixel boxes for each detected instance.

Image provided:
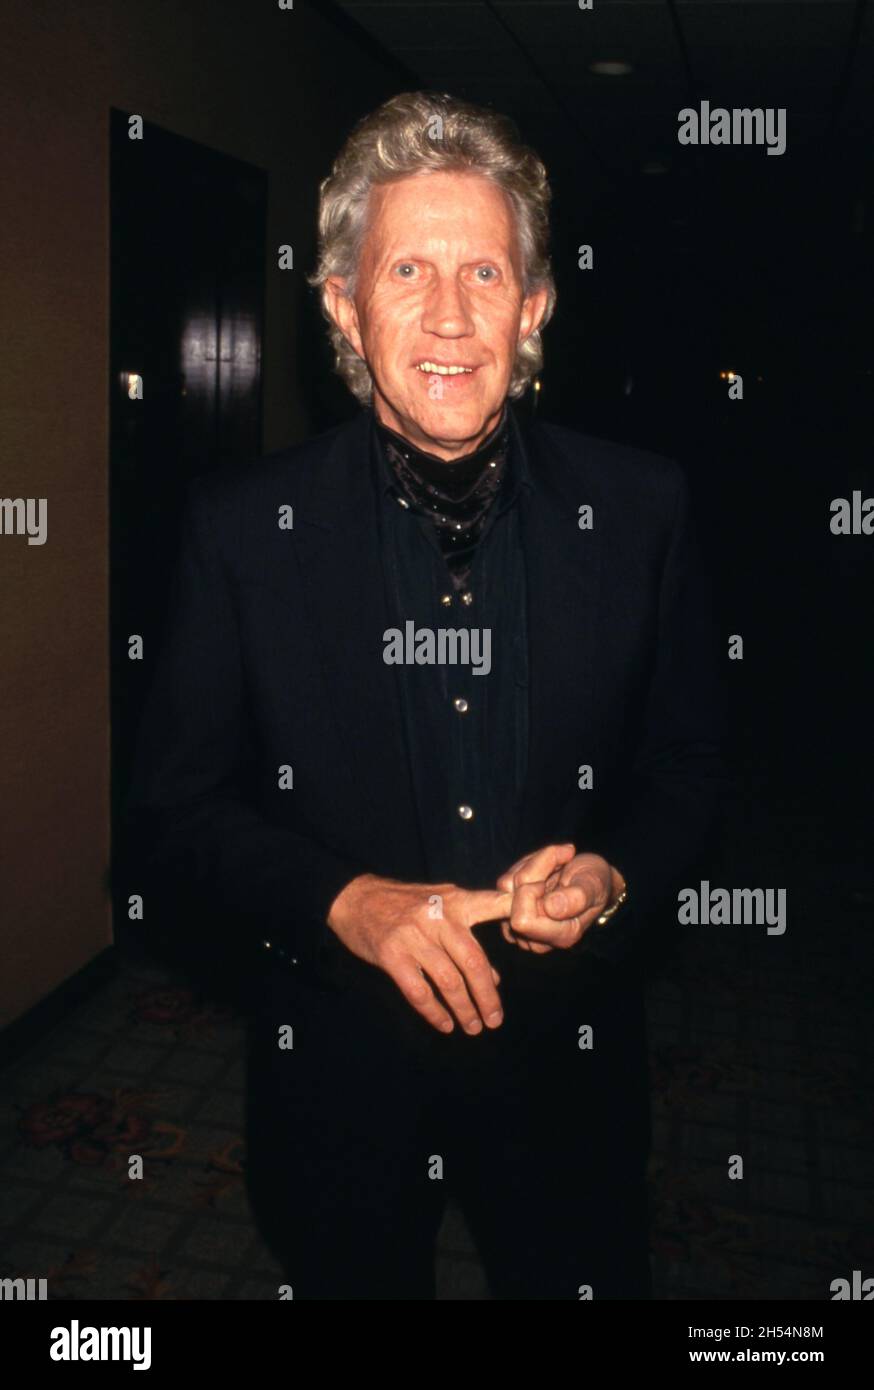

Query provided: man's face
[326,171,548,461]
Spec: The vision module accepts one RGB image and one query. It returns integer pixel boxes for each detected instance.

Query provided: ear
[323,276,365,358]
[519,285,549,343]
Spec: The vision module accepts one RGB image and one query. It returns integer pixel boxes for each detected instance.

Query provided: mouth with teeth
[415,360,477,377]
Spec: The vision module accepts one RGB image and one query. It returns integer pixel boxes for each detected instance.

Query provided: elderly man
[129,92,725,1300]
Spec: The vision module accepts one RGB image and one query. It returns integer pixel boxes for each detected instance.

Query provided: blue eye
[476,265,496,282]
[396,263,416,278]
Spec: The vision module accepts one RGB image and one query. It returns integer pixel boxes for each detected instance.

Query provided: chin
[375,374,506,452]
[414,399,500,441]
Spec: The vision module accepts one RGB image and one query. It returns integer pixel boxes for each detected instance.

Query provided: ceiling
[327,1,872,191]
[321,1,873,404]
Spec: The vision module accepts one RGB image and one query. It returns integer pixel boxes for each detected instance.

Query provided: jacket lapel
[512,412,602,857]
[291,410,427,877]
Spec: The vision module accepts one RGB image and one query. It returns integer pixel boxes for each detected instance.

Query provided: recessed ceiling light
[589,60,633,77]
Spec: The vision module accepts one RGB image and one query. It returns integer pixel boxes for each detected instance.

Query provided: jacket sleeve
[124,479,369,968]
[580,466,728,966]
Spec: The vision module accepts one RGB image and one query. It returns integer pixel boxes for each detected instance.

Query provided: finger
[418,946,488,1034]
[460,888,514,927]
[503,916,552,954]
[491,966,501,986]
[497,844,574,893]
[542,882,593,920]
[502,919,532,951]
[510,881,547,935]
[442,928,503,1028]
[390,957,455,1033]
[552,865,610,921]
[512,843,576,886]
[511,882,570,943]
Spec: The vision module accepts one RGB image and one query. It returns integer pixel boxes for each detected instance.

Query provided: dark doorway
[109,110,267,944]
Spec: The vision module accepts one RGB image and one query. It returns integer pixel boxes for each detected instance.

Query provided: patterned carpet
[1,778,871,1300]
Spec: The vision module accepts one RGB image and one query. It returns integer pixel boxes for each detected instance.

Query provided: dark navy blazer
[127,404,726,983]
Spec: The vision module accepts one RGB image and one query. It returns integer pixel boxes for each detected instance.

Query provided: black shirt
[371,408,531,889]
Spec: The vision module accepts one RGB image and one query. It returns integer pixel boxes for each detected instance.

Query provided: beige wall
[0,0,398,1025]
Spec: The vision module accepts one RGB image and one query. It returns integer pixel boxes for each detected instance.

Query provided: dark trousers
[245,940,652,1300]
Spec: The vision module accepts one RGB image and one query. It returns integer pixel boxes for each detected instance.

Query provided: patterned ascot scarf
[376,409,510,591]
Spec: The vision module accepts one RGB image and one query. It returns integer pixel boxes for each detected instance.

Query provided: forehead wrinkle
[383,240,513,267]
[364,176,519,271]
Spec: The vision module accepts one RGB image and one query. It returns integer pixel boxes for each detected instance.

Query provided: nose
[421,273,475,339]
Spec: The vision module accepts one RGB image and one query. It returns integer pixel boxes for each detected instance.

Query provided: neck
[374,408,507,466]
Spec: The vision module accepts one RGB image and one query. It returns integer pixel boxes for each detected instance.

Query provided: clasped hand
[327,844,620,1035]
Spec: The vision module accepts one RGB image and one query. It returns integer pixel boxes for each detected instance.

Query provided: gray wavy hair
[308,91,557,404]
